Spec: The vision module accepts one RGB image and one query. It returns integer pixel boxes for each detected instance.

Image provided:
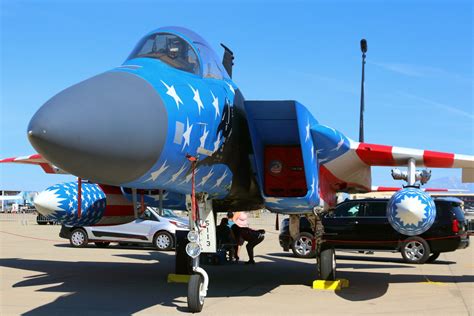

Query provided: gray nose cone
[28,71,167,185]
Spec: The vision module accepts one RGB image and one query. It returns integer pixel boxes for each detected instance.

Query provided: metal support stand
[132,188,138,218]
[407,158,416,186]
[77,178,82,218]
[159,189,164,215]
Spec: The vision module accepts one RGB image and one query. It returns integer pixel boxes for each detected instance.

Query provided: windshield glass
[162,209,178,218]
[128,33,200,75]
[128,27,229,79]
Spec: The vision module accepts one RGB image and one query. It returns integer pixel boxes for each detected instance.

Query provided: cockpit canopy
[127,26,229,79]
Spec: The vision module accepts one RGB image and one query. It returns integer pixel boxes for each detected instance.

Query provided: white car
[60,208,189,250]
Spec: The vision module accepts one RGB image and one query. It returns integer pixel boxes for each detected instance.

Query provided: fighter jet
[2,26,473,312]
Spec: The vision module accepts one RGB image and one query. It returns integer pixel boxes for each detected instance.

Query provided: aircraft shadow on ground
[1,251,472,315]
[269,252,455,266]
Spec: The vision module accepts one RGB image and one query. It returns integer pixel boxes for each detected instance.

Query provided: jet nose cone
[28,71,168,184]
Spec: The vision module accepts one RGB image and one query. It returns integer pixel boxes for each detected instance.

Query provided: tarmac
[1,214,473,315]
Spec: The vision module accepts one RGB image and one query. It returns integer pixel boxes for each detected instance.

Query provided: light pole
[359,39,367,143]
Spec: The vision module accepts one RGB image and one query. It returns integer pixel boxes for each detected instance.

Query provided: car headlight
[169,220,188,229]
[187,230,199,243]
[185,242,201,258]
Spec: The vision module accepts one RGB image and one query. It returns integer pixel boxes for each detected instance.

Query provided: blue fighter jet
[2,26,473,312]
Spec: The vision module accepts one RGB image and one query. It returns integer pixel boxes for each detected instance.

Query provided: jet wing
[312,125,474,197]
[0,154,67,174]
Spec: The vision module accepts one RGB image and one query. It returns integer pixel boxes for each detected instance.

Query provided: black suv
[279,197,469,263]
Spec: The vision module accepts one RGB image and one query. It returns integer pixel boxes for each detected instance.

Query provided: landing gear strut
[310,210,337,281]
[184,155,215,313]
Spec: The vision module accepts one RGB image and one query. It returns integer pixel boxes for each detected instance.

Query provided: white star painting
[305,120,310,142]
[161,80,183,109]
[189,85,204,115]
[226,82,235,94]
[213,132,222,152]
[199,125,209,149]
[210,91,220,119]
[199,168,214,187]
[182,118,193,151]
[166,163,188,184]
[331,135,344,152]
[395,196,427,226]
[147,160,169,182]
[212,169,228,188]
[34,189,66,216]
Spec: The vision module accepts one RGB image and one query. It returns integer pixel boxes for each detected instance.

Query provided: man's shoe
[245,260,255,264]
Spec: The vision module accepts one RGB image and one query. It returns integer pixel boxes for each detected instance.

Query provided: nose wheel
[188,273,206,312]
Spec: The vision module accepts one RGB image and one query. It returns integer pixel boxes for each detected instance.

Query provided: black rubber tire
[426,252,440,263]
[187,274,204,313]
[153,231,174,251]
[94,242,110,248]
[69,228,88,248]
[36,215,46,225]
[291,232,316,258]
[319,247,336,281]
[400,236,430,264]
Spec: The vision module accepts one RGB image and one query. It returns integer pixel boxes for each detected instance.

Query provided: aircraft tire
[187,274,204,313]
[319,247,336,281]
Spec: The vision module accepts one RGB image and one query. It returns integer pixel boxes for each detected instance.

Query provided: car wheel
[94,242,110,248]
[153,231,173,251]
[69,228,88,248]
[291,232,316,258]
[401,236,430,264]
[36,216,46,225]
[318,247,336,281]
[426,252,440,263]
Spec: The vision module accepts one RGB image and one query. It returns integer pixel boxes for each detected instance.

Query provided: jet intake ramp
[244,100,320,213]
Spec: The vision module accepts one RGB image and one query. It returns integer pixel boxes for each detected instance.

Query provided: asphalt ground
[1,214,473,315]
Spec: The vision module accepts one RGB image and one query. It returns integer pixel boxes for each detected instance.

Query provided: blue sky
[1,0,472,191]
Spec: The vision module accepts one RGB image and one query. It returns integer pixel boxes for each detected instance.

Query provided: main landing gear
[318,247,337,281]
[308,212,337,281]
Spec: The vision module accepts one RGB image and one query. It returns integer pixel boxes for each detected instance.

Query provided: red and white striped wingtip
[355,142,474,168]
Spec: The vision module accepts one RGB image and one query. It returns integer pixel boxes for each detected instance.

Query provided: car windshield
[128,32,200,75]
[161,209,179,218]
[140,209,158,221]
[335,202,363,217]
